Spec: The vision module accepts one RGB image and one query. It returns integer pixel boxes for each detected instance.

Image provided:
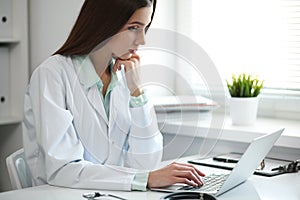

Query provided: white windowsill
[157,111,300,149]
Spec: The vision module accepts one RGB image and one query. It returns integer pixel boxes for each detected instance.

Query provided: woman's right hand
[113,53,142,97]
[147,162,205,188]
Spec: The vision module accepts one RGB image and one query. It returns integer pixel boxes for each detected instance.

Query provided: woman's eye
[128,26,141,32]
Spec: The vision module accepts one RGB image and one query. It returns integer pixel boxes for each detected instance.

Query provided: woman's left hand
[113,53,142,97]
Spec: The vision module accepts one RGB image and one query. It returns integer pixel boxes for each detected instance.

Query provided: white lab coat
[22,55,163,191]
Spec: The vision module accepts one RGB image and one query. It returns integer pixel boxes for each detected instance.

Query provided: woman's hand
[113,53,142,97]
[147,162,205,188]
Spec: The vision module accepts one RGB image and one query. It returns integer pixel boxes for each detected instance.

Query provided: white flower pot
[230,97,259,125]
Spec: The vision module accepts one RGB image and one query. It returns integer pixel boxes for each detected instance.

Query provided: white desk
[1,155,299,200]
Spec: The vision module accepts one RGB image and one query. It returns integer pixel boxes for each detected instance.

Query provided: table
[0,155,299,200]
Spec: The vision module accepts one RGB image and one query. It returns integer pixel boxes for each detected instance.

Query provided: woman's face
[107,5,153,60]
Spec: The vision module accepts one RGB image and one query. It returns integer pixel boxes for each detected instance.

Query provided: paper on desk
[150,95,219,112]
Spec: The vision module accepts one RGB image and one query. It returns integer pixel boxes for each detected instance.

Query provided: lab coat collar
[73,55,117,88]
[73,55,100,89]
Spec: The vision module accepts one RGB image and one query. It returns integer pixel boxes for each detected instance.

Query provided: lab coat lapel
[109,88,118,131]
[87,86,109,125]
[109,85,131,134]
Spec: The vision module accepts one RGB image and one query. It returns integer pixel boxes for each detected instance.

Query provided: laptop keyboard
[178,173,229,193]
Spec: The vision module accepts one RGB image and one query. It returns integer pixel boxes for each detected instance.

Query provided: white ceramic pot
[230,97,259,125]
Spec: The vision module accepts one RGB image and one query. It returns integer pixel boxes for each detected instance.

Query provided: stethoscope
[160,192,217,200]
[82,191,216,200]
[82,192,127,200]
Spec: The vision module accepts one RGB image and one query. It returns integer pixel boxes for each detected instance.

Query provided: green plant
[226,73,264,97]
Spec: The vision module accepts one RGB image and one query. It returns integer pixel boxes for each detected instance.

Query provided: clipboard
[188,152,293,177]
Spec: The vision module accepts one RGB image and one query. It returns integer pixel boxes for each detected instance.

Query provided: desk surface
[1,155,299,200]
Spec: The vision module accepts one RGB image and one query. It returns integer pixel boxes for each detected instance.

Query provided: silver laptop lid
[216,128,283,196]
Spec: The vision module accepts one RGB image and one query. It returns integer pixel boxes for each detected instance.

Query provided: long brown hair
[53,0,156,56]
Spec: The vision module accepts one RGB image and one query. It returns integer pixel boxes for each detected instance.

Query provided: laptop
[150,128,284,197]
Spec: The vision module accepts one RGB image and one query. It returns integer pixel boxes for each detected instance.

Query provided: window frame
[173,0,300,120]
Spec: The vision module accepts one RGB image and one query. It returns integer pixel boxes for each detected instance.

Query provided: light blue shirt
[73,55,149,191]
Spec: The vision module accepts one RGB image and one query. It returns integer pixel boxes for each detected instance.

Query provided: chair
[6,148,33,190]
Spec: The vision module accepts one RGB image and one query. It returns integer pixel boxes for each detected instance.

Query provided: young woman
[22,0,204,191]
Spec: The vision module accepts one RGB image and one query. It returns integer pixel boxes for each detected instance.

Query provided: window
[174,0,300,119]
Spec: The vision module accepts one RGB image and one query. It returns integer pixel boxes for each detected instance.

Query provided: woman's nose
[135,31,146,46]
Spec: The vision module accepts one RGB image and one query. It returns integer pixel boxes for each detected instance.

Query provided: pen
[213,157,238,163]
[271,166,283,171]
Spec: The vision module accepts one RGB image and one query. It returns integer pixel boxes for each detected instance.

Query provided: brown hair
[53,0,156,56]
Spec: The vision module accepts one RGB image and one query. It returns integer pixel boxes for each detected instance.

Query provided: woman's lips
[129,49,136,54]
[118,49,137,60]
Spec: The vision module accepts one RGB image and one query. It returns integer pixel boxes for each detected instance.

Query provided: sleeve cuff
[130,91,148,108]
[131,172,149,191]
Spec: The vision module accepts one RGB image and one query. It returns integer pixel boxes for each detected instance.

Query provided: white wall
[29,0,83,72]
[140,0,177,97]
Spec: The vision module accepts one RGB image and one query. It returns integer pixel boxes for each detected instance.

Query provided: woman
[22,0,204,191]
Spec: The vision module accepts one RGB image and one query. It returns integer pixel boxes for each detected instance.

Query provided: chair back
[6,148,33,190]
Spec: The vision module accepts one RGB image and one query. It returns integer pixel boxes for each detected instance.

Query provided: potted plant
[226,73,264,125]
